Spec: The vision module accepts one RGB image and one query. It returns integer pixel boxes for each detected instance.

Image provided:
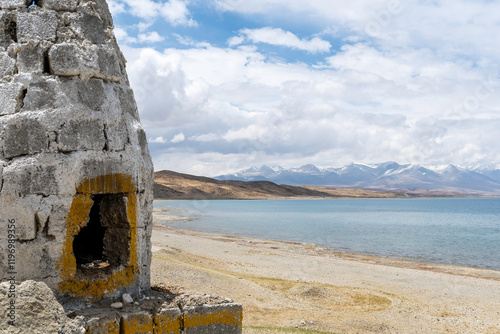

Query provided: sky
[109,0,500,176]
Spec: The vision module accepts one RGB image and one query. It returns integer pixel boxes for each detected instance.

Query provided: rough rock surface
[0,0,154,303]
[0,280,86,334]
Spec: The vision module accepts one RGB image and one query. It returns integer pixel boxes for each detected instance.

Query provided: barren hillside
[154,170,412,200]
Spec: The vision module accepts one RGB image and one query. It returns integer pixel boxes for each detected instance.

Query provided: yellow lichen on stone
[153,309,182,334]
[57,174,139,300]
[86,320,120,334]
[184,307,243,329]
[121,312,154,334]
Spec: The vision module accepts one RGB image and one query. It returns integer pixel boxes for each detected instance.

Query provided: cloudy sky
[110,0,500,176]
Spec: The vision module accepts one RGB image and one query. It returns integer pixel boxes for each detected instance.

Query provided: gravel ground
[150,221,500,334]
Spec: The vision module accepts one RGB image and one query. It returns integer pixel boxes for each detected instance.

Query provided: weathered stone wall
[0,0,154,302]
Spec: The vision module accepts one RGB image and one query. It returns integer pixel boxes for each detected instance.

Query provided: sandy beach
[151,210,500,334]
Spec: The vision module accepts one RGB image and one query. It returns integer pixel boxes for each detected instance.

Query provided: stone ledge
[83,303,242,334]
[76,289,242,334]
[1,281,242,334]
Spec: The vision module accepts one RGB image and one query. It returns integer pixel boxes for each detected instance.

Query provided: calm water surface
[154,198,500,270]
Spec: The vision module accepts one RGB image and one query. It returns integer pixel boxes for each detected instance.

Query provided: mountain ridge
[153,170,436,200]
[215,162,500,195]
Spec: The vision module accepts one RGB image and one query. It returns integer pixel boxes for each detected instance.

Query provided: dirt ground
[150,222,500,334]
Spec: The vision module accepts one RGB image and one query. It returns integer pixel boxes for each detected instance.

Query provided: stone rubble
[0,280,86,334]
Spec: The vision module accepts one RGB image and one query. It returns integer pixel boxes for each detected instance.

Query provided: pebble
[110,302,123,309]
[122,293,134,305]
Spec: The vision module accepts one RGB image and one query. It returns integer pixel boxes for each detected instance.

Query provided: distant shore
[150,208,500,334]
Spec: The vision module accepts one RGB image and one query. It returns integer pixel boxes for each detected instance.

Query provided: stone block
[76,77,106,110]
[15,238,62,280]
[153,308,182,334]
[117,86,140,120]
[105,120,128,151]
[97,47,121,80]
[0,81,24,116]
[73,13,107,44]
[43,0,78,11]
[0,281,86,334]
[16,41,45,73]
[0,196,37,241]
[121,311,154,334]
[138,127,149,156]
[49,43,81,76]
[0,51,15,76]
[23,79,58,111]
[183,304,243,334]
[41,195,71,237]
[4,116,48,158]
[80,157,123,181]
[85,312,121,334]
[58,119,106,152]
[0,12,16,49]
[17,11,58,43]
[0,0,29,9]
[2,160,59,196]
[94,0,114,27]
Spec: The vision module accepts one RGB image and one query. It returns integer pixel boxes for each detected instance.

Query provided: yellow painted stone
[184,307,243,329]
[86,319,120,334]
[121,312,154,334]
[57,174,139,300]
[153,309,181,334]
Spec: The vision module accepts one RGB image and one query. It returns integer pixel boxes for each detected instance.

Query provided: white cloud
[171,133,186,143]
[234,27,331,54]
[227,35,245,47]
[149,136,168,143]
[114,29,164,44]
[113,27,129,42]
[116,0,500,175]
[174,34,211,48]
[161,0,197,27]
[189,133,220,142]
[107,0,127,16]
[122,41,500,175]
[115,0,197,26]
[138,31,165,43]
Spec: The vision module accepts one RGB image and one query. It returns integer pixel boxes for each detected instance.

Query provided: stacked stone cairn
[0,0,242,333]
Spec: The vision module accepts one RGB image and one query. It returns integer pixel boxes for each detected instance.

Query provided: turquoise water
[154,198,500,270]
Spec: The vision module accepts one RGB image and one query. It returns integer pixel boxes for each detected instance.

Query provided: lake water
[154,198,500,271]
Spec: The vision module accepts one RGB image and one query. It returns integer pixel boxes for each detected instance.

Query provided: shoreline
[153,225,500,281]
[150,223,500,333]
[152,203,500,274]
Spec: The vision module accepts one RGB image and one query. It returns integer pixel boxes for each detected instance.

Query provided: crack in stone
[16,88,28,112]
[103,124,109,151]
[43,50,51,74]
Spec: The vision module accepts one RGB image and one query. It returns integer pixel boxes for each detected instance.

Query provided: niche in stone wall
[72,194,131,277]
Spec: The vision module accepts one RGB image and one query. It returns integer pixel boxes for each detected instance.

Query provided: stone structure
[0,1,243,332]
[0,280,243,334]
[0,0,154,302]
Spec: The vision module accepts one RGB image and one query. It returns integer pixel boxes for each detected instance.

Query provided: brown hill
[154,170,411,200]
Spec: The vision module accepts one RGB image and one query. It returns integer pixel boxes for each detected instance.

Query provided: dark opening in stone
[73,194,131,274]
[43,51,51,74]
[27,0,42,8]
[7,20,17,43]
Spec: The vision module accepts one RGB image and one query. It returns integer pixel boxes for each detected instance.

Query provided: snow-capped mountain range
[215,162,500,195]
